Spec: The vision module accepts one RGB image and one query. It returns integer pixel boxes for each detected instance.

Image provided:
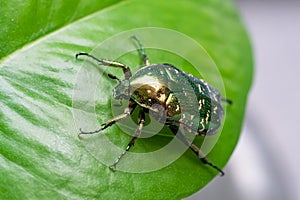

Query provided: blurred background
[187,0,300,199]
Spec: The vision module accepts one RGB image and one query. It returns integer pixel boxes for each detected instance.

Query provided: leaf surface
[0,0,253,199]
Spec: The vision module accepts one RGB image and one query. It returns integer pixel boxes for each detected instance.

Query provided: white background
[188,0,300,199]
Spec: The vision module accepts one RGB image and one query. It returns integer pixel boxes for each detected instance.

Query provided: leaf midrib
[0,0,129,63]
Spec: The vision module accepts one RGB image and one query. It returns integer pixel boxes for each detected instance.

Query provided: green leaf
[0,0,253,199]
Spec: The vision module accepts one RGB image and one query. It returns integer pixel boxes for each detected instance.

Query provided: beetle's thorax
[129,75,181,121]
[130,75,169,107]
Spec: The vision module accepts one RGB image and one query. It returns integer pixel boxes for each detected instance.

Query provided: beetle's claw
[219,170,225,177]
[75,53,81,59]
[109,164,117,172]
[221,98,233,105]
[77,129,83,138]
[75,52,88,60]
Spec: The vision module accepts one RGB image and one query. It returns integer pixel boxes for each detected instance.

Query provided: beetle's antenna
[107,73,123,107]
[76,52,132,80]
[222,98,233,105]
[108,73,121,83]
[131,36,150,66]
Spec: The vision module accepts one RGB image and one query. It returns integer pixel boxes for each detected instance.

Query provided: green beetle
[76,36,231,176]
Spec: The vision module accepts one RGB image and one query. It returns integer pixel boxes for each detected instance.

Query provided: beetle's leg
[75,52,132,80]
[169,125,225,176]
[110,109,146,170]
[131,36,150,66]
[78,100,137,136]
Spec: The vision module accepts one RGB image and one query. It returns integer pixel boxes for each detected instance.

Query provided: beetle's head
[112,80,130,100]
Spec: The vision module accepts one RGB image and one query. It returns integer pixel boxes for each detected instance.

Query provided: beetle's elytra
[76,36,232,176]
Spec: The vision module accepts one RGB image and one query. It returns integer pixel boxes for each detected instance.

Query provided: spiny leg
[75,52,132,79]
[169,125,225,176]
[131,36,150,66]
[110,109,146,170]
[79,100,137,136]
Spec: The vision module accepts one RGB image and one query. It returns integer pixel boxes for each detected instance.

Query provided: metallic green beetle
[76,36,231,176]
